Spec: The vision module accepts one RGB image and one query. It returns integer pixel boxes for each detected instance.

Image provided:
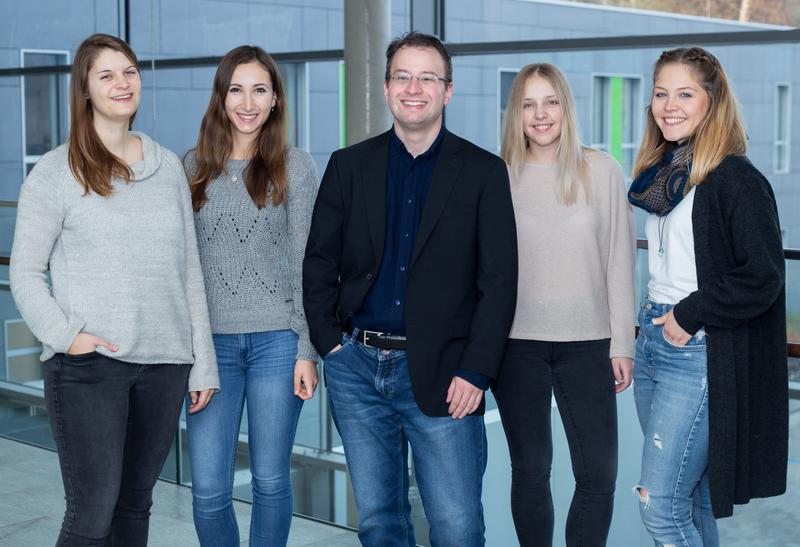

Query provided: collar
[390,125,446,160]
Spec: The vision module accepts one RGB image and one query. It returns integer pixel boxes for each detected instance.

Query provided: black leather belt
[354,329,407,350]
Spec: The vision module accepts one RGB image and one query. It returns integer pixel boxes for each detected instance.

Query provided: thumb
[294,368,302,396]
[91,335,118,352]
[446,378,456,404]
[651,314,667,325]
[189,391,199,405]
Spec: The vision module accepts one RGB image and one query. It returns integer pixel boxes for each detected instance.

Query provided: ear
[442,81,454,106]
[383,79,389,103]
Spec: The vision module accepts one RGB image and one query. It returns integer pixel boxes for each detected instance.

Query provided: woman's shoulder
[286,147,318,185]
[286,147,315,171]
[706,155,770,194]
[584,148,626,185]
[24,143,72,188]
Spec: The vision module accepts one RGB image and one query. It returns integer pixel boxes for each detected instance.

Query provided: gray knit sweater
[10,132,219,392]
[186,148,319,362]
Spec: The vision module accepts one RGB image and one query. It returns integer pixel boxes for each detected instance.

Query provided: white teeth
[112,94,132,100]
[402,101,425,106]
[664,117,686,125]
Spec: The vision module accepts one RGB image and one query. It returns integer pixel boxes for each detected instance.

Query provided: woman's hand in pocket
[67,332,118,355]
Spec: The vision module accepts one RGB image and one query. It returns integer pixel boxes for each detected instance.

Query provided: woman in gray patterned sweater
[183,45,319,547]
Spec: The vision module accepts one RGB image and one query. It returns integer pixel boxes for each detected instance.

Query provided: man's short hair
[384,31,453,83]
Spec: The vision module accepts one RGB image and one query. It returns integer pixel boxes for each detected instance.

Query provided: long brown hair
[633,47,747,185]
[68,33,138,196]
[500,63,589,205]
[190,46,289,210]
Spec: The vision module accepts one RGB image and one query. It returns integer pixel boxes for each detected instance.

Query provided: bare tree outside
[570,0,798,26]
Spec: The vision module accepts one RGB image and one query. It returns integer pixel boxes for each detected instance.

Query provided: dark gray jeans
[42,352,190,546]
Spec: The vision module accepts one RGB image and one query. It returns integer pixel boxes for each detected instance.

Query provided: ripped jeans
[633,298,718,547]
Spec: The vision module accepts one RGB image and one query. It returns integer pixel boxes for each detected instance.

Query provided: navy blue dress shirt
[353,126,489,390]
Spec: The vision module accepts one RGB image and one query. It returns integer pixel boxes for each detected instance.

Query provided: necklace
[224,169,240,187]
[657,215,666,257]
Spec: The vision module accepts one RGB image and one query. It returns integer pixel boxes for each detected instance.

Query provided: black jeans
[493,338,618,547]
[42,352,190,547]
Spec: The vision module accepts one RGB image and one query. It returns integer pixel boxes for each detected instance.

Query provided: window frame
[590,72,644,179]
[496,67,521,153]
[774,81,791,174]
[19,48,71,179]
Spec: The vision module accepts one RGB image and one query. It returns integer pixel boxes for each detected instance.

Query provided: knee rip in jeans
[633,485,650,510]
[652,432,663,450]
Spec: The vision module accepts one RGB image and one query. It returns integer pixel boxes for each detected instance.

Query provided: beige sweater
[508,150,636,358]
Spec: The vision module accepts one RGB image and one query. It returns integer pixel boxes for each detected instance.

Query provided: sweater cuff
[53,316,86,354]
[296,336,320,363]
[672,298,703,335]
[454,369,490,391]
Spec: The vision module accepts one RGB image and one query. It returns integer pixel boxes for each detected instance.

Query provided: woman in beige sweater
[494,63,636,547]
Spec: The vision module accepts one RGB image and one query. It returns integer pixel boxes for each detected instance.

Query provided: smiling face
[651,62,710,143]
[86,48,140,126]
[383,46,452,137]
[224,61,276,145]
[521,75,563,161]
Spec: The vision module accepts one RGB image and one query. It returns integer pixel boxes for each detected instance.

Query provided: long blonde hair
[633,47,746,185]
[500,63,589,205]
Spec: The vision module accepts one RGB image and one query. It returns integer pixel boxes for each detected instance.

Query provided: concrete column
[344,0,391,145]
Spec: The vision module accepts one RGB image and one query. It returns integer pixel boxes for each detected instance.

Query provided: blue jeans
[324,330,487,547]
[634,298,718,547]
[186,330,303,547]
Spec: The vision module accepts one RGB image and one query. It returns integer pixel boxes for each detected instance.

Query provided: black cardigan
[672,155,788,518]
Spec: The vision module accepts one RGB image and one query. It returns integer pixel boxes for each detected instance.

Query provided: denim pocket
[660,328,707,352]
[61,351,100,364]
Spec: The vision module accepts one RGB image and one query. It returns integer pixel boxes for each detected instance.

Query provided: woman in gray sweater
[9,34,218,546]
[184,46,319,547]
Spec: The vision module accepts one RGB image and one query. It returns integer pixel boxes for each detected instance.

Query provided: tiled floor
[0,437,359,547]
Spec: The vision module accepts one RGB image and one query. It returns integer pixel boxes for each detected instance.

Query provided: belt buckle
[361,330,385,348]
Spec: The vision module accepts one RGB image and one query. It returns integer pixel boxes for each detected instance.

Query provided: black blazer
[303,129,518,416]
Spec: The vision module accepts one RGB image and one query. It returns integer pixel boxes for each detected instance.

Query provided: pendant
[658,248,665,257]
[231,175,237,182]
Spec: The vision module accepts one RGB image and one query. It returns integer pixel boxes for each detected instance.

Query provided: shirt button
[348,311,354,317]
[395,300,400,306]
[407,199,412,204]
[400,266,406,272]
[403,232,409,238]
[366,273,374,280]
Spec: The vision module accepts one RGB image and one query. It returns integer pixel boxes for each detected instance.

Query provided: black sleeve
[673,173,784,333]
[457,158,518,378]
[303,152,346,356]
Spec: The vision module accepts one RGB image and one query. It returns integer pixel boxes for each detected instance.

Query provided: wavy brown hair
[68,33,138,196]
[633,47,747,185]
[190,46,288,210]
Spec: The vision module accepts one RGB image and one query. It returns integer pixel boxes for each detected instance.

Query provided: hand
[446,376,484,419]
[67,332,118,355]
[325,344,343,358]
[612,357,633,393]
[294,359,319,400]
[188,389,215,414]
[652,310,691,347]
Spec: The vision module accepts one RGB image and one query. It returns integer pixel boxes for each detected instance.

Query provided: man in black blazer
[303,32,517,547]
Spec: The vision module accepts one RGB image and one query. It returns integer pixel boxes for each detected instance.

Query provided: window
[775,83,791,173]
[20,50,70,176]
[591,75,642,178]
[497,68,519,152]
[278,62,309,151]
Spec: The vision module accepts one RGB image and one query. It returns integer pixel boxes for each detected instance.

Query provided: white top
[508,150,636,359]
[646,186,698,305]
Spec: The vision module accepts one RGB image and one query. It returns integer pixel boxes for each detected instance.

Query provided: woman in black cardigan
[628,47,787,546]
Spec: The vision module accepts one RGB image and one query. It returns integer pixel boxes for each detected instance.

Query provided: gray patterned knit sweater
[186,148,319,362]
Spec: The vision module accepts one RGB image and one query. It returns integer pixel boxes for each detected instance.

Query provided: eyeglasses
[388,72,452,87]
